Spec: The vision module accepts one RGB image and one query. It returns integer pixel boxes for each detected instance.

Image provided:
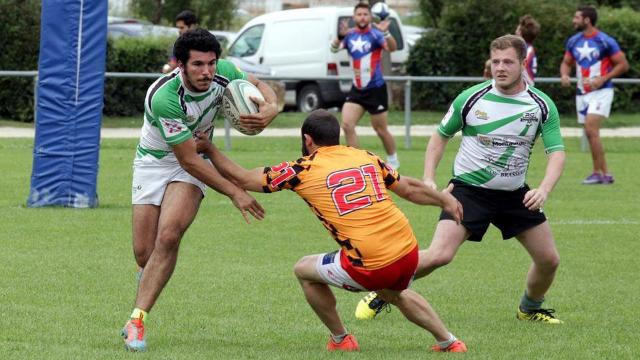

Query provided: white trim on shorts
[576,88,614,124]
[132,159,207,205]
[315,250,366,292]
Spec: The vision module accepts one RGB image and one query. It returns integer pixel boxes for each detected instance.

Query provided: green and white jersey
[136,59,247,164]
[438,80,564,191]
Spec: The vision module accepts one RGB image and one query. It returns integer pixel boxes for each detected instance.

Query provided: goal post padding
[28,0,107,208]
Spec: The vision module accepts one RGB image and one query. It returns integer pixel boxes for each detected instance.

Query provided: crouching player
[195,109,468,353]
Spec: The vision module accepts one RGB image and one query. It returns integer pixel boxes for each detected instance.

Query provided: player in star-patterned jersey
[330,3,401,169]
[121,29,279,352]
[560,5,629,185]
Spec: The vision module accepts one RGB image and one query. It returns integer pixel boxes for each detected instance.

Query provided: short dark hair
[518,15,540,43]
[578,5,598,26]
[354,2,370,13]
[301,109,340,146]
[173,28,221,64]
[175,10,198,26]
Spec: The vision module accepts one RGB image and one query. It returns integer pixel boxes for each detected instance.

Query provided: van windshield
[337,16,403,51]
[228,25,265,57]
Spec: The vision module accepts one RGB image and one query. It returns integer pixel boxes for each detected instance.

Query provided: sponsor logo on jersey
[520,112,538,125]
[478,135,493,147]
[161,119,184,134]
[474,109,489,120]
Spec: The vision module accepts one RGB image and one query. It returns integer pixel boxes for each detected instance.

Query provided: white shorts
[315,250,366,292]
[576,88,614,124]
[132,159,207,205]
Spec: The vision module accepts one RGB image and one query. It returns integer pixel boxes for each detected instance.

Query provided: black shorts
[440,180,547,241]
[345,85,388,115]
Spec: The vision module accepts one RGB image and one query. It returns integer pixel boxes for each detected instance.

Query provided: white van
[227,6,408,112]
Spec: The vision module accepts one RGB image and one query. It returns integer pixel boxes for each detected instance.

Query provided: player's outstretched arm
[390,176,462,224]
[173,139,265,222]
[238,74,279,130]
[523,151,565,211]
[194,133,264,193]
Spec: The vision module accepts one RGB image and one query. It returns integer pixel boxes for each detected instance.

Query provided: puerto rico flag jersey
[565,30,622,95]
[342,27,386,90]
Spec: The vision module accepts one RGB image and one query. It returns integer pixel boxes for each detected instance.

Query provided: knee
[293,256,314,280]
[155,228,182,253]
[341,121,355,133]
[537,252,560,273]
[584,124,599,138]
[424,251,454,270]
[133,245,153,267]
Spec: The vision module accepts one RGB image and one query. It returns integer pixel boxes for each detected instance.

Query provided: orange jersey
[262,145,417,270]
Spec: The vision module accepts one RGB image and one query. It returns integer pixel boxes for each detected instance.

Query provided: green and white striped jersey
[136,59,247,163]
[438,80,564,191]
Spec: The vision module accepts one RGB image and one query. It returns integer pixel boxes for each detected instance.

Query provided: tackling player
[195,109,468,353]
[356,35,567,325]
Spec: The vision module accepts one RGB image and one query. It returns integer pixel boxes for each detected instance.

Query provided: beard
[574,23,586,32]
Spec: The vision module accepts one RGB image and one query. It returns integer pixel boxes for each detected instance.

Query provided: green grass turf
[2,110,638,128]
[0,136,639,359]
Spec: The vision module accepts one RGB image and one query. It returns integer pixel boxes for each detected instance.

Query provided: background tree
[131,0,236,29]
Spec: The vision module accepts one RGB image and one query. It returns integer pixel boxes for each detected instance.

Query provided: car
[107,23,178,39]
[402,25,431,49]
[209,30,236,51]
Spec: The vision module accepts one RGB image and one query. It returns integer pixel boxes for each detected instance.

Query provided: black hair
[175,10,198,26]
[301,109,340,147]
[173,28,221,64]
[578,5,598,26]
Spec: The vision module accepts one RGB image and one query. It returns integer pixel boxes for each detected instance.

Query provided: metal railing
[1,70,638,150]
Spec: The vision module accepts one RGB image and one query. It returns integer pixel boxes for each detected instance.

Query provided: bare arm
[194,134,264,192]
[238,74,279,130]
[559,53,574,87]
[590,52,629,90]
[523,151,565,211]
[390,176,463,224]
[172,139,265,221]
[423,133,450,188]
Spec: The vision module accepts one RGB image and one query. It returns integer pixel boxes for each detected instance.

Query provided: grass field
[1,136,639,359]
[1,110,638,128]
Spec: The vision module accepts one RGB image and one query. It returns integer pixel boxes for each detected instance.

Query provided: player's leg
[584,113,607,174]
[415,220,470,279]
[123,182,202,352]
[370,111,399,168]
[132,205,160,271]
[377,288,467,352]
[294,252,360,351]
[340,102,365,148]
[135,181,202,311]
[515,221,562,323]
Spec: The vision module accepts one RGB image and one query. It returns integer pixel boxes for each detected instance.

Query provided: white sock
[437,333,457,349]
[387,153,398,162]
[331,332,348,343]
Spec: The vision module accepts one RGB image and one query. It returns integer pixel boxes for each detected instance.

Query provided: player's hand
[440,189,463,225]
[560,74,571,87]
[231,190,265,223]
[588,76,604,90]
[423,178,437,190]
[238,96,278,130]
[338,18,350,37]
[523,188,547,211]
[373,19,390,32]
[193,131,212,154]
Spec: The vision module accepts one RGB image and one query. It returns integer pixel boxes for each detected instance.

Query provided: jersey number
[326,164,385,216]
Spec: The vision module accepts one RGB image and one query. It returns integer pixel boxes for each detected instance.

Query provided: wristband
[383,31,391,38]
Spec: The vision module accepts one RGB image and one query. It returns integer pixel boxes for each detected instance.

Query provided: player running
[195,109,468,353]
[121,29,278,352]
[356,35,566,325]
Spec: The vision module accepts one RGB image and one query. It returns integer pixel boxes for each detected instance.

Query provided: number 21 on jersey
[327,164,385,216]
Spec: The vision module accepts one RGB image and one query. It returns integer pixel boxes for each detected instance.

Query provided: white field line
[549,219,639,225]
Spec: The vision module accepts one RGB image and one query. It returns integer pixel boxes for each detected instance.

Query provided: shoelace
[531,308,557,318]
[370,298,391,315]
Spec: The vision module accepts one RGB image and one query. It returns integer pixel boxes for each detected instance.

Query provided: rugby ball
[371,2,390,22]
[222,79,265,136]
